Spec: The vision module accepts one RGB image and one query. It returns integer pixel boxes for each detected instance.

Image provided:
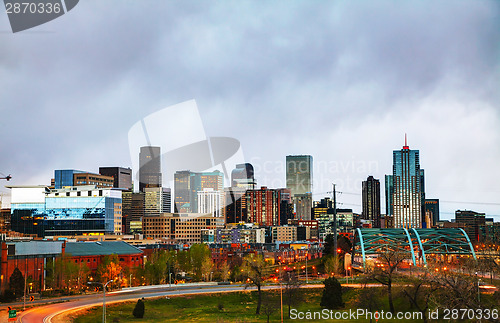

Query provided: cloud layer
[1,1,499,219]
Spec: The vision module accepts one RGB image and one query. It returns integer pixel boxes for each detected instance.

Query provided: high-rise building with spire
[385,135,425,228]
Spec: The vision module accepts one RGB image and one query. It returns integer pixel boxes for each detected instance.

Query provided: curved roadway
[17,284,283,323]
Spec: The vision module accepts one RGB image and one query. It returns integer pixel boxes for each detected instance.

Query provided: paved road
[17,284,325,323]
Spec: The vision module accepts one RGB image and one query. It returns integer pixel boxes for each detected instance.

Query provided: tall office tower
[294,193,312,220]
[385,137,425,228]
[424,199,440,228]
[174,170,192,212]
[278,188,293,225]
[139,146,162,192]
[144,187,171,216]
[231,163,256,189]
[362,176,381,228]
[224,187,247,224]
[244,187,288,226]
[190,171,224,213]
[455,210,485,242]
[99,167,133,190]
[198,188,224,218]
[286,155,313,196]
[174,170,224,213]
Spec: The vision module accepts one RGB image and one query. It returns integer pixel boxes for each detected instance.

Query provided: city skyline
[1,1,499,221]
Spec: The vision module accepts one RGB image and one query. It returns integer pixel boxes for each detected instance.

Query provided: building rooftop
[65,241,143,257]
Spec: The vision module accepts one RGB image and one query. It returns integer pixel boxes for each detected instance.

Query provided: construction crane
[0,173,11,181]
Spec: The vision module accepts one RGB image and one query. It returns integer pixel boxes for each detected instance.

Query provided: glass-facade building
[286,155,313,196]
[386,143,425,228]
[139,146,162,192]
[174,170,224,213]
[54,169,85,189]
[10,186,122,237]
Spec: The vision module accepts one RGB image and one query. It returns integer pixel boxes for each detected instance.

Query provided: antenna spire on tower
[403,133,409,149]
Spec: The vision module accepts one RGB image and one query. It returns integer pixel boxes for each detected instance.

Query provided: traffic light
[337,248,342,254]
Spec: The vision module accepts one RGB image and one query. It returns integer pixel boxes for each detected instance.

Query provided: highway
[15,283,298,323]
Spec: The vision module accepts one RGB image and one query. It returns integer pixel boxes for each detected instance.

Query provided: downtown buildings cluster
[2,140,499,245]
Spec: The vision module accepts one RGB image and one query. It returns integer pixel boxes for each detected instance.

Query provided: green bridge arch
[353,228,476,268]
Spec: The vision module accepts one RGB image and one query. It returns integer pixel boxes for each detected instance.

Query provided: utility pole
[332,183,337,256]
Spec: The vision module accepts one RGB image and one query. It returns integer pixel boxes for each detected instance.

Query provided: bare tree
[368,250,407,313]
[402,271,440,323]
[429,266,480,310]
[261,294,278,323]
[355,276,381,323]
[283,271,302,317]
[242,254,270,314]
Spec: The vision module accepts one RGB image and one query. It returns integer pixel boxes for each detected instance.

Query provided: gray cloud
[1,0,499,219]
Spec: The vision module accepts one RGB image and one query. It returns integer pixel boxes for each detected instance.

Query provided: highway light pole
[88,279,113,323]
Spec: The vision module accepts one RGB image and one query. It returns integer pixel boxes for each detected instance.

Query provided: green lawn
[71,286,499,323]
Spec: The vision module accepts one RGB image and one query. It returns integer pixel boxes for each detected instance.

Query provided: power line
[440,200,500,206]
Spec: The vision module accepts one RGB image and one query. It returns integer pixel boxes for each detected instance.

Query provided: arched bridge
[353,228,476,268]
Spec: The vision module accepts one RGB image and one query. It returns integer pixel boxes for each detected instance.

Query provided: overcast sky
[1,0,499,220]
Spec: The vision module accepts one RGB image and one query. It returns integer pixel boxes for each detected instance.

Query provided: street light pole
[305,252,308,284]
[102,280,113,323]
[88,279,113,323]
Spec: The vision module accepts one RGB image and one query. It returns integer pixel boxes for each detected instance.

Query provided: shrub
[132,298,145,318]
[0,289,16,303]
[320,277,344,309]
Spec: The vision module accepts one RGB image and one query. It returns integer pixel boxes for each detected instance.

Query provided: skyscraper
[286,155,313,220]
[231,163,256,189]
[385,137,425,228]
[362,176,381,228]
[286,155,313,196]
[424,199,440,228]
[174,170,224,213]
[99,167,133,190]
[174,170,192,212]
[139,146,162,192]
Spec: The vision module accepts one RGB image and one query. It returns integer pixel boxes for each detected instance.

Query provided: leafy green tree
[145,250,168,285]
[176,250,192,274]
[200,256,214,281]
[320,277,343,309]
[9,267,24,298]
[54,254,80,292]
[132,298,145,318]
[219,261,231,282]
[324,256,340,276]
[190,244,211,280]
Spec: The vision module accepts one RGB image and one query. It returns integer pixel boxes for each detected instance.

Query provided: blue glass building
[386,140,425,228]
[10,186,122,237]
[54,169,85,189]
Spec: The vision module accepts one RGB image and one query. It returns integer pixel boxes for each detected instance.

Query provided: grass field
[71,288,345,323]
[70,285,499,322]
